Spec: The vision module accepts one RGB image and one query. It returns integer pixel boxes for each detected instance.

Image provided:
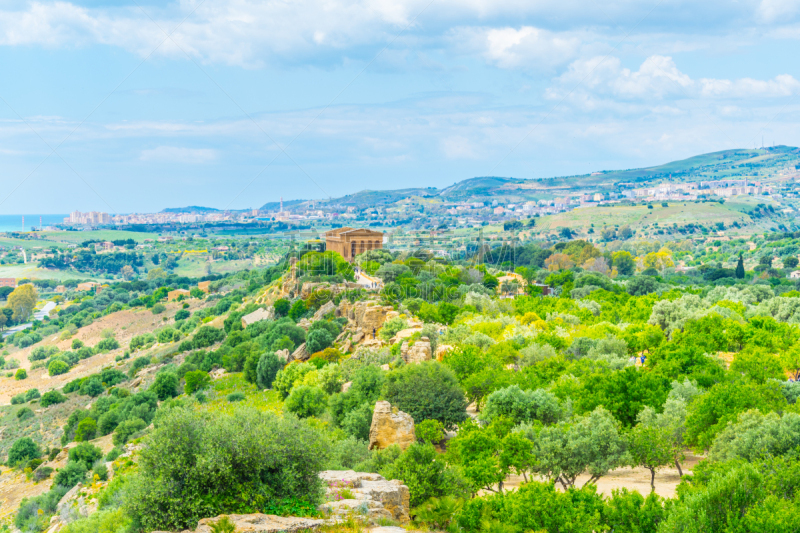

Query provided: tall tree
[735,254,745,279]
[7,284,37,322]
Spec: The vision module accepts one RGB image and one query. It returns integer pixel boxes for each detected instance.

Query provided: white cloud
[440,136,480,159]
[452,26,580,69]
[549,55,800,102]
[758,0,800,23]
[139,146,218,163]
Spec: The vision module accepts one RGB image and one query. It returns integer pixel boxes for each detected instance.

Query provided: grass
[206,373,283,415]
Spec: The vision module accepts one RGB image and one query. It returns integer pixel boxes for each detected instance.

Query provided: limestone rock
[288,343,308,362]
[404,338,431,364]
[275,349,290,362]
[361,338,385,349]
[390,327,423,344]
[352,331,365,344]
[339,300,394,332]
[313,301,336,321]
[340,339,352,353]
[342,381,352,393]
[318,470,410,523]
[193,514,325,533]
[369,401,415,451]
[435,344,454,360]
[297,318,312,330]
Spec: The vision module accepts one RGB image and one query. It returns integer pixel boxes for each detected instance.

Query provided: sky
[2,0,800,213]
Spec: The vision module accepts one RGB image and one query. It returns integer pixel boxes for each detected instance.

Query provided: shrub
[184,370,211,394]
[285,385,328,418]
[16,406,35,420]
[30,345,59,361]
[11,393,26,404]
[97,338,120,351]
[383,361,468,430]
[25,388,41,401]
[8,437,41,467]
[151,303,166,315]
[416,419,446,444]
[113,418,147,446]
[33,466,54,482]
[74,418,97,442]
[274,362,315,398]
[130,333,156,351]
[123,406,329,532]
[15,368,27,380]
[383,443,468,506]
[54,460,87,489]
[256,352,284,389]
[69,442,103,469]
[48,360,70,376]
[40,390,68,407]
[93,463,109,481]
[175,309,190,321]
[72,339,84,350]
[305,329,334,355]
[80,377,105,397]
[227,392,246,402]
[193,326,225,348]
[151,372,179,400]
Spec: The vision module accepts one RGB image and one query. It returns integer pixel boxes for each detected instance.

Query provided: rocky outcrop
[390,327,423,344]
[318,471,410,523]
[288,343,308,362]
[313,301,336,321]
[339,301,394,333]
[275,349,290,362]
[402,338,431,364]
[435,344,454,360]
[369,401,415,451]
[169,514,325,533]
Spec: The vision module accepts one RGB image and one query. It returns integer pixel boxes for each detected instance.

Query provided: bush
[285,385,328,418]
[151,303,166,315]
[193,326,225,348]
[80,377,105,397]
[11,393,26,404]
[122,406,329,531]
[69,442,103,469]
[306,329,334,355]
[184,370,211,394]
[227,392,246,402]
[54,460,87,490]
[383,361,468,430]
[16,406,34,420]
[113,418,147,446]
[256,352,284,389]
[8,437,41,467]
[150,372,179,400]
[48,360,70,376]
[40,390,68,407]
[72,339,84,350]
[97,338,120,351]
[416,419,446,444]
[383,443,468,507]
[25,388,41,401]
[15,368,27,380]
[30,345,59,361]
[175,309,190,321]
[75,418,97,442]
[130,333,156,351]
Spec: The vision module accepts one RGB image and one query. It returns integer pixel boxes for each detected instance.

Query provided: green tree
[306,329,334,355]
[69,442,103,469]
[15,368,27,380]
[150,372,179,400]
[288,300,307,321]
[7,283,38,322]
[48,360,70,376]
[274,299,290,317]
[184,370,211,394]
[627,423,673,491]
[40,390,67,407]
[735,254,746,278]
[54,460,87,489]
[383,361,468,430]
[383,442,468,506]
[613,251,636,276]
[74,418,97,442]
[8,437,40,467]
[285,385,327,418]
[80,377,105,397]
[123,406,329,532]
[256,352,284,389]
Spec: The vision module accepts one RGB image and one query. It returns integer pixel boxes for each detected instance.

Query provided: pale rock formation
[275,349,290,362]
[369,401,415,451]
[166,514,325,533]
[435,344,454,360]
[288,343,308,362]
[318,470,410,523]
[403,338,431,364]
[313,301,336,321]
[339,300,394,332]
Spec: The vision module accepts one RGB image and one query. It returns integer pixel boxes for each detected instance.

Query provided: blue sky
[2,0,800,213]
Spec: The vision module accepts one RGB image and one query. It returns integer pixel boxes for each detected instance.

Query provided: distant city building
[64,211,111,225]
[198,281,211,293]
[0,278,16,287]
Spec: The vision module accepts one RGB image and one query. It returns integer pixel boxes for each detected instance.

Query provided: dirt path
[499,454,703,499]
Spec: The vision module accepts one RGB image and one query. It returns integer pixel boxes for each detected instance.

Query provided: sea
[0,214,68,233]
